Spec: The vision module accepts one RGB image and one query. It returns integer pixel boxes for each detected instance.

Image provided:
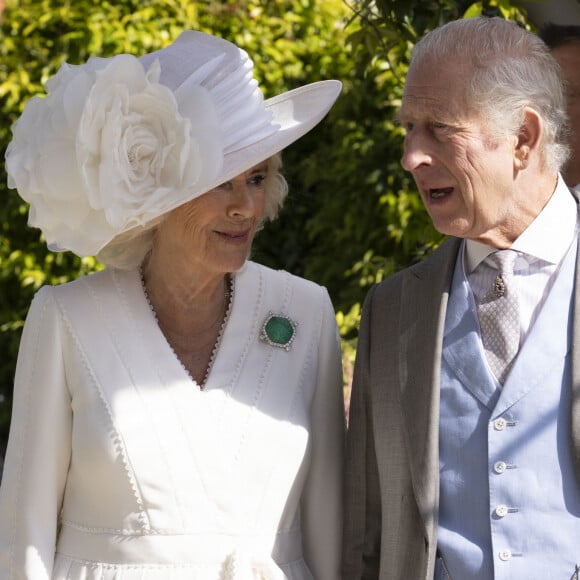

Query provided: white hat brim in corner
[215,79,342,195]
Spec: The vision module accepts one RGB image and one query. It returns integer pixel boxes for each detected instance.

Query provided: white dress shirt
[465,175,578,344]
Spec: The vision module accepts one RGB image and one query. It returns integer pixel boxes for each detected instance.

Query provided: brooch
[260,312,297,351]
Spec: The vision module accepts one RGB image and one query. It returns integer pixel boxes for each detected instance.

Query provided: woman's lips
[216,229,251,244]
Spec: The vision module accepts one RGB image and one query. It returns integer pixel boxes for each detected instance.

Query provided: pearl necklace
[139,268,235,389]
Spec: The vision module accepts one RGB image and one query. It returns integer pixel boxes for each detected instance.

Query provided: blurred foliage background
[0,0,532,451]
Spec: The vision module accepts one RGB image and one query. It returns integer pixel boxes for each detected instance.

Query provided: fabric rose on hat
[5,54,222,257]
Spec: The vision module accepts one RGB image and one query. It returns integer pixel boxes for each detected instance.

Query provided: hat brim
[215,79,342,195]
[102,79,341,252]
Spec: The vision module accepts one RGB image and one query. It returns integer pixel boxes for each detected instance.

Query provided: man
[540,23,580,190]
[343,16,580,579]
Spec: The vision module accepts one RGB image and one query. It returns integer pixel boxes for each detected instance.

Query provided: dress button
[494,418,507,431]
[494,461,507,474]
[499,549,512,561]
[495,504,509,518]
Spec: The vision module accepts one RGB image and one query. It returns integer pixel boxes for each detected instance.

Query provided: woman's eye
[249,174,266,186]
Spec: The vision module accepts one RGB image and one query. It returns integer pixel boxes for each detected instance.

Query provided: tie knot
[489,250,518,276]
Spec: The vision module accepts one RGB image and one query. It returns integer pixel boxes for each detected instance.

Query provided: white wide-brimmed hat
[5,30,341,257]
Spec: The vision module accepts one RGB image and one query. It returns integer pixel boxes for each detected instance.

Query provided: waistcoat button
[495,504,509,518]
[494,418,507,431]
[494,461,507,474]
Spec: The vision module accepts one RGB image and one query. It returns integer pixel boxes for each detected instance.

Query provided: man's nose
[401,130,434,172]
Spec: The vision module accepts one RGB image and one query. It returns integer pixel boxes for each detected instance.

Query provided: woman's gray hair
[411,16,570,172]
[97,152,288,269]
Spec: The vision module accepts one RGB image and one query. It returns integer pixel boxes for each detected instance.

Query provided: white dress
[0,261,344,579]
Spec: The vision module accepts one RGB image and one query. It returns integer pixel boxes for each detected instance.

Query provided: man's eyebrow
[396,106,466,127]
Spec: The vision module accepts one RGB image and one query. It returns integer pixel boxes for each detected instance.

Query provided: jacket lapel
[398,238,460,538]
[570,191,580,480]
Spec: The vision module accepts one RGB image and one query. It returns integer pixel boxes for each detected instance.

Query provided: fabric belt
[56,524,302,569]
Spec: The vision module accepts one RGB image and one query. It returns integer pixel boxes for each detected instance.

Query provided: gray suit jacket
[343,222,580,579]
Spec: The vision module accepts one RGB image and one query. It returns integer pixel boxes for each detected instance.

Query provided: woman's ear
[514,107,542,170]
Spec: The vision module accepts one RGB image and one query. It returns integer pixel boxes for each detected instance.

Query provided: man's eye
[431,122,447,130]
[396,121,413,133]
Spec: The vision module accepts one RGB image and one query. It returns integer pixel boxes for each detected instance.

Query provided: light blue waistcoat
[436,241,580,580]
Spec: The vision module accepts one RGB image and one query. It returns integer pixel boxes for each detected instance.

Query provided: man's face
[398,59,519,247]
[551,41,580,187]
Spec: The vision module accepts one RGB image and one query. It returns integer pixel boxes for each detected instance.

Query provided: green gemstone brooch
[260,312,297,351]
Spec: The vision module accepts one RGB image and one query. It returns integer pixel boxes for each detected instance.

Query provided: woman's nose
[227,183,255,218]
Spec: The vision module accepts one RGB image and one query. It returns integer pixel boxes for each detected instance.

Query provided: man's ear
[514,107,542,170]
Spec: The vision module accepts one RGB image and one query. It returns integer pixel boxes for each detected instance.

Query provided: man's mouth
[429,187,454,199]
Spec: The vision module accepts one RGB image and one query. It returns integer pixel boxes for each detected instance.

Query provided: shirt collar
[465,174,578,274]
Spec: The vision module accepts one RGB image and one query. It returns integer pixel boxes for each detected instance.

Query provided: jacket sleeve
[301,287,345,580]
[342,285,382,579]
[0,287,72,579]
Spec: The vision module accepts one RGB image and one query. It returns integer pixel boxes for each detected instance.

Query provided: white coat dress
[0,260,344,580]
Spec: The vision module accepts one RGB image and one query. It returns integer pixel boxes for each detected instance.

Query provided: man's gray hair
[411,16,569,172]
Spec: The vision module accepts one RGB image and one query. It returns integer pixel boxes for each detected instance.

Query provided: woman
[0,30,344,579]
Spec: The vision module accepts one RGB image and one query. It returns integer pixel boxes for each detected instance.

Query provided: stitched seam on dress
[54,555,211,570]
[82,273,150,530]
[7,290,51,575]
[233,266,273,465]
[134,260,220,530]
[59,274,150,531]
[59,519,135,534]
[59,520,197,534]
[239,268,295,530]
[225,263,265,403]
[291,280,321,417]
[110,268,189,529]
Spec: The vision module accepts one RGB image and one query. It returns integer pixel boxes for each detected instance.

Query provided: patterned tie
[476,250,520,384]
